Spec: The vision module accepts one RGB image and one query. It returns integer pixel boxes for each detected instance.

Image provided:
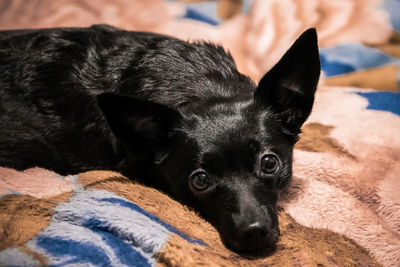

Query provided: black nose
[222,219,280,253]
[241,221,279,246]
[243,222,268,243]
[231,218,280,253]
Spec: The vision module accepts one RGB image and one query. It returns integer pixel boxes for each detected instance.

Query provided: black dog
[0,25,320,253]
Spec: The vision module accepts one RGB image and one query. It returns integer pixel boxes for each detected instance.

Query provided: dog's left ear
[97,93,182,155]
[254,28,320,133]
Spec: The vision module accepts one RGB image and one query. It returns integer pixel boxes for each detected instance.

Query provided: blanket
[0,169,381,266]
[1,0,400,266]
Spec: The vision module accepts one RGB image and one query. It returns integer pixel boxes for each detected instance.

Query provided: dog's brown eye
[261,154,279,174]
[190,171,212,191]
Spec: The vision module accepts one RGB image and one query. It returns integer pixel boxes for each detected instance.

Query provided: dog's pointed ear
[254,28,320,133]
[97,93,182,155]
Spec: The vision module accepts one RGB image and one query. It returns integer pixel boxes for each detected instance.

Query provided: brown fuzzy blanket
[0,169,380,266]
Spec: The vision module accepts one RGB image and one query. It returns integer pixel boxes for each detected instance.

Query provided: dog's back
[0,25,248,174]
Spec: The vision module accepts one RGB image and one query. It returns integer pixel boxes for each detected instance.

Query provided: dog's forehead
[179,103,295,166]
[182,102,260,147]
[184,103,288,145]
[176,103,295,176]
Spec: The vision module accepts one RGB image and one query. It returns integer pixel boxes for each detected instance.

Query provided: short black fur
[0,25,320,253]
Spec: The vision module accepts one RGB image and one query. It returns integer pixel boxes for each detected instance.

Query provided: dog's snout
[218,180,281,253]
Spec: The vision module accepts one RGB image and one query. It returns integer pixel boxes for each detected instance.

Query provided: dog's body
[0,25,320,253]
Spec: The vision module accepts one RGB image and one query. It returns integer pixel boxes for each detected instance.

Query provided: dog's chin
[222,228,280,256]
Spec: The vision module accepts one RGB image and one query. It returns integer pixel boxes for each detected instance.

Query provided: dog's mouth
[221,226,280,255]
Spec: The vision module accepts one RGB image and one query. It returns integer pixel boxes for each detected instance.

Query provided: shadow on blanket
[0,169,379,266]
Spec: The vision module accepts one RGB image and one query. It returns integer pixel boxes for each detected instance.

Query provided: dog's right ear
[254,28,320,133]
[97,93,182,155]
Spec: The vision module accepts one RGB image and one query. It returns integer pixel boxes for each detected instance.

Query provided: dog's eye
[189,171,212,191]
[261,154,280,174]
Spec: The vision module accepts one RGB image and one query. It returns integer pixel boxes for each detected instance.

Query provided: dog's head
[98,29,320,253]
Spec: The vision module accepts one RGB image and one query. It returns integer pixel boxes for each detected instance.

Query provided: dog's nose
[243,221,268,243]
[237,220,280,251]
